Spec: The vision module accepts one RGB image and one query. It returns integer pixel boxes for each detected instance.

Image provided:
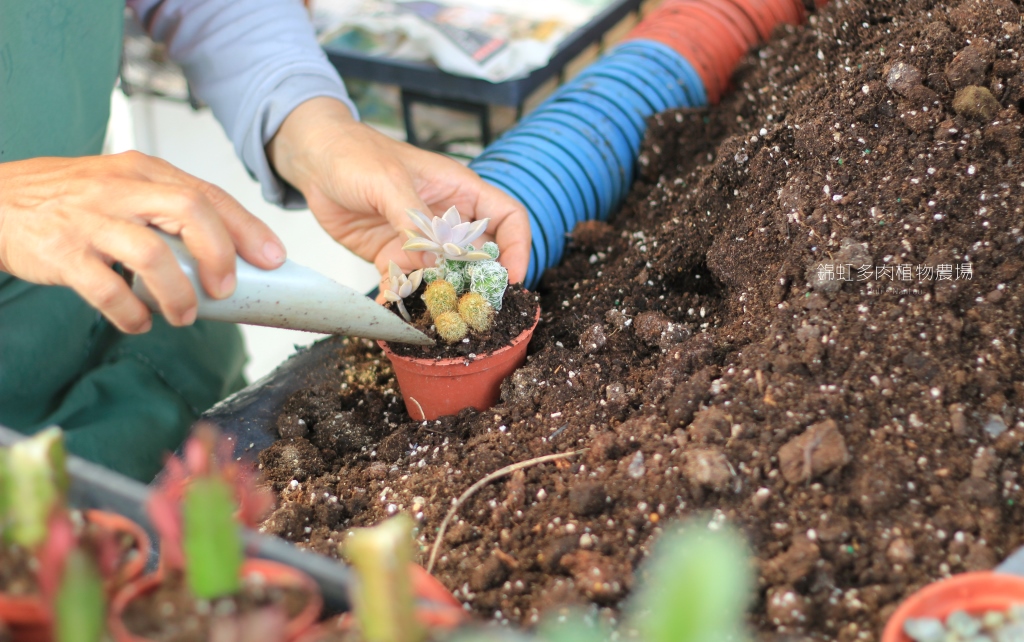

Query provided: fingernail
[138,318,153,334]
[220,272,236,298]
[263,240,286,266]
[182,306,198,325]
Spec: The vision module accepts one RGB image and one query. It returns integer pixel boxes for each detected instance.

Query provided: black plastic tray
[323,0,644,107]
[201,334,347,464]
[0,423,353,614]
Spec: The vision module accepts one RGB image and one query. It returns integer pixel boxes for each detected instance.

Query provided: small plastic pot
[882,572,1024,642]
[0,595,49,642]
[84,509,152,590]
[296,565,466,642]
[108,559,323,642]
[0,509,150,642]
[695,0,760,49]
[720,0,778,41]
[380,304,540,421]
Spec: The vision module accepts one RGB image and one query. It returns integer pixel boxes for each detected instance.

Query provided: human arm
[266,98,531,284]
[129,0,357,209]
[0,153,286,333]
[133,0,530,284]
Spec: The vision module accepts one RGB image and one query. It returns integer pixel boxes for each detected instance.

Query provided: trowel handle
[130,231,433,344]
[129,231,323,328]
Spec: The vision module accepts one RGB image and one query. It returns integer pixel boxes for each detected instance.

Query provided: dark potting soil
[0,511,141,597]
[259,1,1024,640]
[0,545,36,597]
[384,284,540,359]
[121,573,308,642]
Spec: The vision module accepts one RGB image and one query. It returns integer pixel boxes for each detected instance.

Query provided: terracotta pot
[0,595,49,642]
[882,572,1024,642]
[379,304,540,421]
[409,564,461,611]
[109,559,323,642]
[0,509,150,642]
[295,564,466,642]
[84,509,151,590]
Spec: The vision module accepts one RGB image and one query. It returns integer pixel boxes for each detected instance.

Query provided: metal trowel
[130,231,433,345]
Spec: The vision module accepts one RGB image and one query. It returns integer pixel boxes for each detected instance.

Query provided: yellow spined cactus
[458,292,494,333]
[423,280,457,320]
[434,311,468,344]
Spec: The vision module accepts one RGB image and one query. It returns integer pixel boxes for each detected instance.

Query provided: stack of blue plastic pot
[471,0,820,288]
[471,40,706,288]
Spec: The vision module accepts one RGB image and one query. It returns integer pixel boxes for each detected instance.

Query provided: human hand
[0,153,286,333]
[267,97,531,289]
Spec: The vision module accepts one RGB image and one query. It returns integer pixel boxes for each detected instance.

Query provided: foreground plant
[38,512,118,642]
[341,515,423,642]
[453,520,752,642]
[396,206,511,343]
[115,425,314,641]
[148,424,274,599]
[0,428,135,642]
[2,426,68,548]
[385,261,424,323]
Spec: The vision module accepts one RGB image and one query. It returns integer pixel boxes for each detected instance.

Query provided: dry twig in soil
[426,450,584,573]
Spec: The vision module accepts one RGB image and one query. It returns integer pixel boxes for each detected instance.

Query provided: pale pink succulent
[401,206,492,266]
[383,261,423,322]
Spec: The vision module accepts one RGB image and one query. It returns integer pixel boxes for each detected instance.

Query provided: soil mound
[260,1,1024,638]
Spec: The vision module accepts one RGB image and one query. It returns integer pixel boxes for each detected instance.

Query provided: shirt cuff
[238,71,360,209]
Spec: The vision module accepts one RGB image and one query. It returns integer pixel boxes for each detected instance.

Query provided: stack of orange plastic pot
[624,0,813,104]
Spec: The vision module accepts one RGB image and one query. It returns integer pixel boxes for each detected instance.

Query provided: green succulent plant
[467,260,509,311]
[423,280,458,320]
[435,310,469,344]
[400,207,510,310]
[0,428,118,642]
[452,520,751,642]
[458,293,494,333]
[444,268,467,295]
[1,426,69,548]
[341,515,423,642]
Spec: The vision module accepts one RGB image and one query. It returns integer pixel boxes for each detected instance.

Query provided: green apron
[0,1,247,481]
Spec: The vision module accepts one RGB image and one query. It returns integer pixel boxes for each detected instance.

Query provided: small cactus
[421,267,441,285]
[458,293,494,333]
[423,280,457,319]
[434,311,468,343]
[468,260,509,311]
[481,241,500,260]
[444,269,467,294]
[442,254,476,294]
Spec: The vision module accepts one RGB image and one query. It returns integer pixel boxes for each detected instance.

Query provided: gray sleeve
[129,0,360,208]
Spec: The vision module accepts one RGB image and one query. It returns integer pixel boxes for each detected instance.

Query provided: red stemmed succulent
[147,423,274,593]
[36,512,120,601]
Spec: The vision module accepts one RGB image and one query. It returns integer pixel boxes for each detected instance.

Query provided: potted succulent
[296,515,466,642]
[109,425,322,641]
[882,572,1024,642]
[0,427,149,642]
[379,207,541,420]
[303,518,750,642]
[35,511,125,642]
